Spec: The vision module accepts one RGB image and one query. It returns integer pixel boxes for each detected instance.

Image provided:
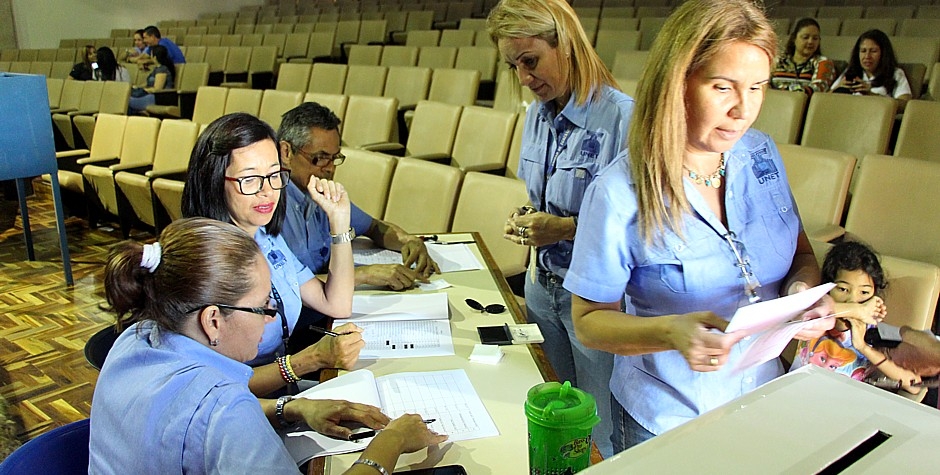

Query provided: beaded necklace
[683,153,726,188]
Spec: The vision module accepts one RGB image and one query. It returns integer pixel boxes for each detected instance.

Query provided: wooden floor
[0,179,154,444]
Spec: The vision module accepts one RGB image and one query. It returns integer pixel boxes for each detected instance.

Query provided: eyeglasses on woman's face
[224,170,291,195]
[187,298,279,318]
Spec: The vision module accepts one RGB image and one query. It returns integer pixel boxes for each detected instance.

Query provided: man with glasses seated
[278,102,440,294]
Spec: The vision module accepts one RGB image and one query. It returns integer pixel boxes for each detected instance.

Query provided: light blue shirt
[89,321,301,474]
[518,85,634,277]
[281,181,374,274]
[250,226,315,366]
[564,129,802,435]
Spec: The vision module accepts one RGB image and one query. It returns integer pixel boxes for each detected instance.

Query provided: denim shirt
[281,181,373,274]
[249,226,314,366]
[89,321,300,474]
[564,129,802,435]
[517,84,633,277]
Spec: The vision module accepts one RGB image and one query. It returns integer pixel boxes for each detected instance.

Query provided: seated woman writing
[831,29,912,112]
[89,218,446,474]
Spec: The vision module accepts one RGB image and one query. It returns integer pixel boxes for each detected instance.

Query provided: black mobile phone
[864,324,903,349]
[394,465,468,475]
[477,325,512,345]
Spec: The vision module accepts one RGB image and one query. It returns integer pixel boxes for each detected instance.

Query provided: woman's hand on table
[298,322,364,371]
[358,264,423,290]
[289,399,389,440]
[400,238,439,278]
[668,312,743,372]
[504,210,575,248]
[307,177,351,234]
[378,414,448,453]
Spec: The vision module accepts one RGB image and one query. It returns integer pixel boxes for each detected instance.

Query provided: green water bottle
[525,381,600,475]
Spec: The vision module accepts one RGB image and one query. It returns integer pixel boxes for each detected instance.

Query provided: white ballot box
[582,366,940,474]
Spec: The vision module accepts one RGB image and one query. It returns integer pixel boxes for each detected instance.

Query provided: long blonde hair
[486,0,618,106]
[631,0,777,245]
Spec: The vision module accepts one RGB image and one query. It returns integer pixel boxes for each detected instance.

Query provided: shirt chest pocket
[642,234,733,296]
[546,158,594,215]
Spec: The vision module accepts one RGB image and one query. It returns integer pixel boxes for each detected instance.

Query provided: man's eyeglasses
[466,298,506,314]
[295,148,346,167]
[224,170,290,195]
[723,231,762,304]
[186,299,279,318]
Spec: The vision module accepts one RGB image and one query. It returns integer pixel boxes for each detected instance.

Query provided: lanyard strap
[540,124,574,209]
[270,284,290,357]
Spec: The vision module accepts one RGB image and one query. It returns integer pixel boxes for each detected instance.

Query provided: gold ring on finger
[709,357,719,366]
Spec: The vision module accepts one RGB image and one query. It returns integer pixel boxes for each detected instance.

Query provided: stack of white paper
[342,293,454,359]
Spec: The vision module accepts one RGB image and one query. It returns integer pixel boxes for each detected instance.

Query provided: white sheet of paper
[352,247,402,266]
[418,279,452,291]
[726,283,835,373]
[283,369,498,464]
[357,319,455,359]
[426,243,484,273]
[347,293,449,322]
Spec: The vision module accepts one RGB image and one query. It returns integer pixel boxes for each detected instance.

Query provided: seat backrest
[406,30,441,47]
[334,20,361,55]
[865,6,915,20]
[895,100,940,162]
[899,62,926,99]
[810,240,940,332]
[752,88,808,145]
[88,113,128,158]
[440,29,476,47]
[800,93,896,160]
[119,116,161,166]
[0,419,89,475]
[455,46,498,82]
[151,178,186,222]
[428,68,480,106]
[205,46,229,72]
[221,34,242,47]
[638,17,668,50]
[50,61,73,79]
[191,86,230,125]
[225,46,252,73]
[283,32,311,59]
[417,46,457,69]
[179,62,210,92]
[889,36,940,73]
[277,62,312,92]
[348,45,383,66]
[818,5,864,19]
[241,33,264,47]
[333,148,397,217]
[259,89,303,130]
[899,18,940,37]
[595,30,642,69]
[262,33,286,57]
[247,45,277,73]
[505,112,526,180]
[152,119,201,174]
[451,106,516,172]
[452,172,530,276]
[840,18,898,36]
[406,10,435,31]
[819,35,855,63]
[380,45,418,67]
[384,157,463,233]
[46,77,64,108]
[186,45,208,62]
[358,19,388,44]
[98,81,131,115]
[308,63,348,94]
[611,50,650,81]
[406,100,462,157]
[383,66,431,109]
[344,65,387,96]
[928,61,940,100]
[29,61,52,76]
[224,87,263,115]
[342,95,398,147]
[304,92,349,125]
[78,80,104,111]
[308,31,335,59]
[844,154,940,269]
[57,79,85,110]
[777,144,855,242]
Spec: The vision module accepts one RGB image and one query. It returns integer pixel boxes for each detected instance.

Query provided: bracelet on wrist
[331,227,356,245]
[353,458,389,475]
[277,356,299,384]
[275,395,294,428]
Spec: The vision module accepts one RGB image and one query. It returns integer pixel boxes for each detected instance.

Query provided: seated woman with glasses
[563,0,834,454]
[181,113,363,399]
[90,218,446,474]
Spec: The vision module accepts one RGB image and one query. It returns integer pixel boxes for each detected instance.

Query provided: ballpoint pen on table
[348,419,437,441]
[307,325,355,337]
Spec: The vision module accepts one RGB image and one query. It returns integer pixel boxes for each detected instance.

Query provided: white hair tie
[141,242,162,273]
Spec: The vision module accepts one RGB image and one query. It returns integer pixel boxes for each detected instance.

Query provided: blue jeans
[525,269,615,458]
[611,394,656,453]
[128,93,155,113]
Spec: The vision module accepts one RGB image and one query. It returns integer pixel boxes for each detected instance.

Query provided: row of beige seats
[1,47,90,63]
[1,60,73,79]
[769,4,940,21]
[767,17,940,37]
[48,80,131,150]
[781,145,940,333]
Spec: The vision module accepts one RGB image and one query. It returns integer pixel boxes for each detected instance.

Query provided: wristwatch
[331,227,356,245]
[275,395,294,428]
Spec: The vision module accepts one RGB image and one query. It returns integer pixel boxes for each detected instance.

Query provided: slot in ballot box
[581,365,940,474]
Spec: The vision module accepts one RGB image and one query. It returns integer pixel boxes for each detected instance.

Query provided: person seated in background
[123,29,150,64]
[831,29,912,112]
[89,217,446,474]
[277,102,440,292]
[94,47,131,82]
[68,45,96,80]
[141,25,186,65]
[127,45,175,114]
[771,17,836,94]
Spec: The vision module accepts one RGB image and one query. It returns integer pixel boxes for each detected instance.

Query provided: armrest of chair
[67,109,97,117]
[806,225,846,243]
[56,149,91,159]
[462,163,503,173]
[110,163,152,173]
[359,142,405,153]
[76,156,119,166]
[55,149,91,173]
[145,169,188,180]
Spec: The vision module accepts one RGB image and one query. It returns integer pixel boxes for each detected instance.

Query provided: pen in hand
[307,325,355,337]
[348,419,437,441]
